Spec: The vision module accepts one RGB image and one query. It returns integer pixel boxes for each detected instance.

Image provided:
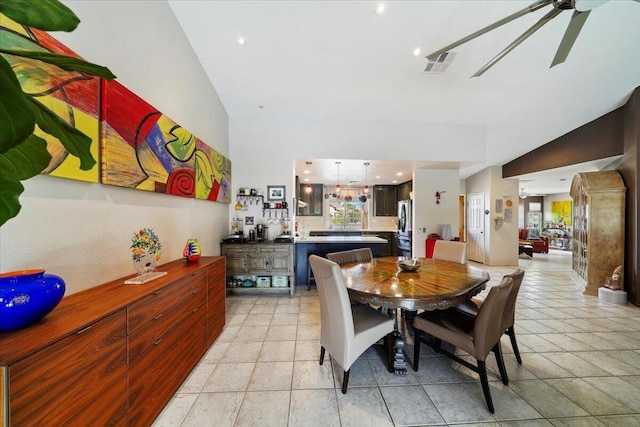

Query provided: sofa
[519,228,549,253]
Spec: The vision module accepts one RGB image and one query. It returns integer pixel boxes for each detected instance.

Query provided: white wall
[465,166,519,266]
[0,1,229,295]
[412,169,461,257]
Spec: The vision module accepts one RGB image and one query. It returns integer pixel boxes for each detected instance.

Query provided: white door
[467,192,485,263]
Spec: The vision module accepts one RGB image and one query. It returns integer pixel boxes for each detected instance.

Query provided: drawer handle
[191,289,199,294]
[76,325,92,334]
[153,289,164,295]
[154,338,163,345]
[191,271,201,276]
[154,313,163,320]
[192,307,199,314]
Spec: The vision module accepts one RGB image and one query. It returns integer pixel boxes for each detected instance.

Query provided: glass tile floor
[154,250,640,426]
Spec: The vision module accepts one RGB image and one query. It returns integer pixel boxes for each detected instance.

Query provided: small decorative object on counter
[183,238,201,263]
[0,269,66,331]
[126,227,167,284]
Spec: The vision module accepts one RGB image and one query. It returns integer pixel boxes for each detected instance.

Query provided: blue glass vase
[0,269,66,332]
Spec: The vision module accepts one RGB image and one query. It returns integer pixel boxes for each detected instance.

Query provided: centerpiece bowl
[397,259,421,272]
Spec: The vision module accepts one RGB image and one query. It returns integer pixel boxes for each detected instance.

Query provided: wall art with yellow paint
[100,80,231,202]
[551,200,573,226]
[1,14,100,183]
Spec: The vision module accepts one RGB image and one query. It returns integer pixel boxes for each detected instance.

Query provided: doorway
[467,192,485,263]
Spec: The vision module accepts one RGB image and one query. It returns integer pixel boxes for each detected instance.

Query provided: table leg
[391,308,408,375]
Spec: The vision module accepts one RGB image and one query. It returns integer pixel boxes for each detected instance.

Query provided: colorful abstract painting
[551,200,573,226]
[100,80,231,202]
[0,14,100,182]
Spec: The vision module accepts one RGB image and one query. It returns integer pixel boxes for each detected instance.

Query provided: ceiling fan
[427,0,638,77]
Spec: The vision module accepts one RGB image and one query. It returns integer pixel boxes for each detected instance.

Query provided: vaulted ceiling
[169,1,640,194]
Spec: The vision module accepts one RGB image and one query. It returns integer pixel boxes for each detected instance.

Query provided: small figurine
[603,265,623,290]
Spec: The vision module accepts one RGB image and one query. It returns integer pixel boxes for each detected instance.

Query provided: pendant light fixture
[363,162,370,194]
[335,161,341,194]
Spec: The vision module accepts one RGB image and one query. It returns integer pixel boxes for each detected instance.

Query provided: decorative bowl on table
[397,259,421,272]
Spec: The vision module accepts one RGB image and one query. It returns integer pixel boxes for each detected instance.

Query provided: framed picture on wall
[267,185,286,201]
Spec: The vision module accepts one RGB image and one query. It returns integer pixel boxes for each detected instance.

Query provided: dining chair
[456,269,525,364]
[351,247,373,262]
[326,250,359,265]
[326,248,373,265]
[432,240,467,264]
[412,276,513,413]
[308,255,395,394]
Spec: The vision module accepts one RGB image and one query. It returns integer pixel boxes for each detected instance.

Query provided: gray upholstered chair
[326,248,373,265]
[326,250,359,265]
[308,255,394,393]
[351,247,373,262]
[412,276,513,413]
[432,240,467,264]
[456,269,525,364]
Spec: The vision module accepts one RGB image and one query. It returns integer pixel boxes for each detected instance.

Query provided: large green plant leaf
[0,55,35,154]
[0,171,25,227]
[0,49,116,80]
[0,133,51,180]
[27,97,96,171]
[0,135,50,226]
[0,0,79,32]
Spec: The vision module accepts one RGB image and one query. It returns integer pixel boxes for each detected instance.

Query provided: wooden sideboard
[0,256,225,426]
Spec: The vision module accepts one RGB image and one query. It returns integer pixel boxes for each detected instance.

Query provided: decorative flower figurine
[131,228,162,274]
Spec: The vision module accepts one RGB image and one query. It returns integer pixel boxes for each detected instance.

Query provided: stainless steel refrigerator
[396,200,412,257]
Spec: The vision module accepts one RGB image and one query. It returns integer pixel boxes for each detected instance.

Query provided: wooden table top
[340,256,490,311]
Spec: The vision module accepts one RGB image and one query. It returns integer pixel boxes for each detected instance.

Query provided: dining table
[340,256,490,374]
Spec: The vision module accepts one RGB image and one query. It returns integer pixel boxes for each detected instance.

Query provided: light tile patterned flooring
[154,250,640,426]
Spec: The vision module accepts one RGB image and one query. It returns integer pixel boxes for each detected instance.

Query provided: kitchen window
[328,200,364,228]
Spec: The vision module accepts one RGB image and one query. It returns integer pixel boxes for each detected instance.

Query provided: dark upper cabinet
[397,180,412,201]
[373,185,398,217]
[297,183,323,216]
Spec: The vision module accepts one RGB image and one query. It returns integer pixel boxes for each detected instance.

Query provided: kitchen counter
[296,236,388,244]
[309,229,396,233]
[294,236,388,287]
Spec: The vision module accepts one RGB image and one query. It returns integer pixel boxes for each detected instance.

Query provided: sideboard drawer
[128,282,183,334]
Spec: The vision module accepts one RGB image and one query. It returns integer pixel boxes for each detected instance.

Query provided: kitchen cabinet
[0,257,225,426]
[362,231,397,257]
[570,171,626,295]
[222,242,295,297]
[297,183,323,216]
[373,185,398,216]
[397,180,413,201]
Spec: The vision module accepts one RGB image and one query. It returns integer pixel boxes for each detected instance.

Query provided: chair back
[501,269,525,331]
[433,240,467,264]
[326,250,358,265]
[308,255,354,367]
[473,276,513,360]
[351,248,373,262]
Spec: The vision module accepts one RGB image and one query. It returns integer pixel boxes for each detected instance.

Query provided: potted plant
[0,0,116,227]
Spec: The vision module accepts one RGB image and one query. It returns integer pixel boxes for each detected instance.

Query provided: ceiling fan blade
[551,10,591,67]
[472,7,563,77]
[426,0,552,61]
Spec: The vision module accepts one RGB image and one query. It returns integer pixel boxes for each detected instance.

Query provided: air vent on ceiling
[423,51,456,73]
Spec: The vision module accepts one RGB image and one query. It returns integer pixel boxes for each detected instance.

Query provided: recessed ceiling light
[237,36,247,47]
[374,3,386,15]
[303,170,311,174]
[375,175,381,179]
[392,180,398,183]
[396,172,403,176]
[303,178,310,182]
[412,47,422,56]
